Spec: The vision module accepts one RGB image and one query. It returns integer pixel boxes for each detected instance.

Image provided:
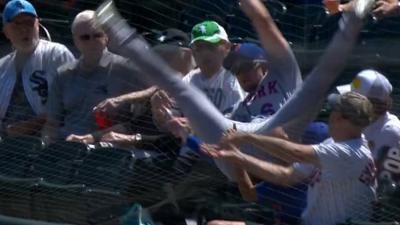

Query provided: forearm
[242,134,307,164]
[237,153,294,187]
[234,167,258,202]
[7,115,47,136]
[245,0,291,58]
[92,123,128,140]
[118,86,157,103]
[258,12,364,135]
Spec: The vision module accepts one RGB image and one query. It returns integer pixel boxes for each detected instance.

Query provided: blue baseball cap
[302,122,329,144]
[2,0,38,25]
[223,42,268,73]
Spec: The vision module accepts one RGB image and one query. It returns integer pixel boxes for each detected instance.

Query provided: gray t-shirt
[47,50,146,139]
[231,50,301,122]
[294,137,376,225]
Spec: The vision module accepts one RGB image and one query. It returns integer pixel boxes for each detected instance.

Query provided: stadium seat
[0,136,45,178]
[33,141,89,184]
[125,155,176,206]
[73,147,134,191]
[83,188,129,225]
[0,176,41,218]
[0,214,74,225]
[31,181,86,225]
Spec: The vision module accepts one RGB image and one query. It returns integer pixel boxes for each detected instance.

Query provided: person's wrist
[92,133,101,143]
[129,133,142,143]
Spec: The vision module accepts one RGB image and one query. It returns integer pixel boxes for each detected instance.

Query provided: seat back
[33,141,89,184]
[0,136,45,178]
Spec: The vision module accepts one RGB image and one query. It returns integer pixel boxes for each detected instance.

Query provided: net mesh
[0,0,399,225]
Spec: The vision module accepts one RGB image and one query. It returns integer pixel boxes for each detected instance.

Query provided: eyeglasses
[78,32,105,41]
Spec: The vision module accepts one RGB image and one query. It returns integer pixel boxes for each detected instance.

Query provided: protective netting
[0,0,400,225]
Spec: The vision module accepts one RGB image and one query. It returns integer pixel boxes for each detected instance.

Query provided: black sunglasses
[79,32,105,41]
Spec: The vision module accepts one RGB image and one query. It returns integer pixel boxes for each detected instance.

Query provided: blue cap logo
[2,0,37,25]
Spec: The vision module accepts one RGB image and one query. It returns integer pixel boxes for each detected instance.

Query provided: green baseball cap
[190,20,229,45]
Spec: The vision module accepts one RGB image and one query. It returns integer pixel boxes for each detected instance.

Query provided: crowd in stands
[0,0,400,225]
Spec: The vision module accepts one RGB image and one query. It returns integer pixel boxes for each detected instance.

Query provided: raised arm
[240,0,300,83]
[258,10,366,134]
[240,0,292,60]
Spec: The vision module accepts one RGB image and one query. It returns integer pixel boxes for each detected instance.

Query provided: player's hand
[93,96,123,113]
[151,90,173,110]
[200,143,245,164]
[238,0,266,18]
[324,0,342,15]
[151,91,175,129]
[66,134,94,144]
[164,117,191,139]
[220,128,247,147]
[100,131,135,144]
[372,0,400,18]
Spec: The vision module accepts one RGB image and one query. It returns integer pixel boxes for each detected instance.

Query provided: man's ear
[260,63,268,74]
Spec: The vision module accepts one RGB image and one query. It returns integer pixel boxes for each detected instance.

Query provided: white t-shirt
[294,137,377,225]
[364,112,400,159]
[0,40,75,127]
[183,67,244,114]
[230,51,302,122]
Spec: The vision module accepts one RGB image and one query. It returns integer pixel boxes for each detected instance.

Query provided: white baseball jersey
[294,137,376,225]
[230,51,302,122]
[0,39,75,126]
[364,112,400,159]
[183,67,244,114]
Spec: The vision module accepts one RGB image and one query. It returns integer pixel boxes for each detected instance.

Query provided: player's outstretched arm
[240,0,301,84]
[223,132,319,165]
[201,143,305,186]
[240,0,292,59]
[258,3,371,134]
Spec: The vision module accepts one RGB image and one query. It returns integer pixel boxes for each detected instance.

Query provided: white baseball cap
[336,69,392,102]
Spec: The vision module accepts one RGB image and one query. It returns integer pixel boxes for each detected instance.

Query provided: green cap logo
[190,20,229,45]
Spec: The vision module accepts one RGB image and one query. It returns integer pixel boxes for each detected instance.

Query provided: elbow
[272,167,297,187]
[239,188,258,202]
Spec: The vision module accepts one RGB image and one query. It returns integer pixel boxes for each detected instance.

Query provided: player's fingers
[94,101,108,111]
[375,0,385,6]
[372,7,384,17]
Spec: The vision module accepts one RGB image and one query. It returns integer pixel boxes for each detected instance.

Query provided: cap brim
[190,35,222,45]
[336,84,351,94]
[327,93,340,111]
[223,51,250,72]
[7,10,37,23]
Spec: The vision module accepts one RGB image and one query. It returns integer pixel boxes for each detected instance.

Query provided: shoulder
[313,138,353,156]
[183,68,201,82]
[0,52,14,66]
[36,40,71,55]
[222,69,241,88]
[56,60,79,77]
